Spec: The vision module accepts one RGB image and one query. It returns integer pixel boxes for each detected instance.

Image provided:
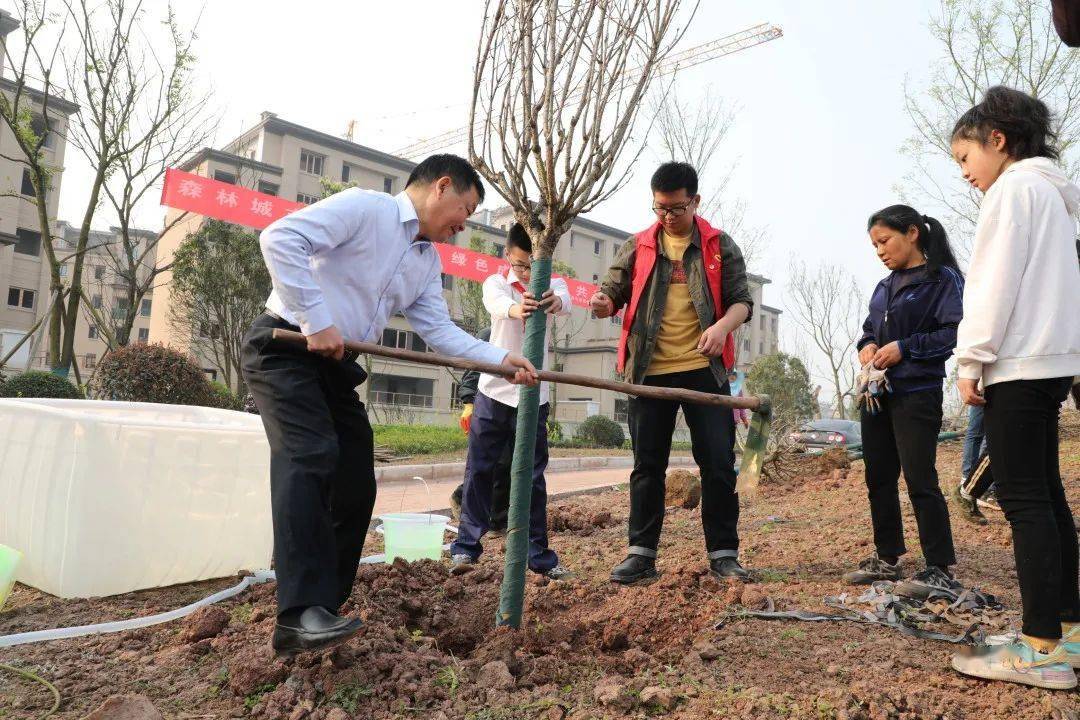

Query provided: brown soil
[2,419,1079,720]
[664,469,702,510]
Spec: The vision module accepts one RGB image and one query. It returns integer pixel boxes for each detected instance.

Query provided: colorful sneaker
[537,564,574,582]
[449,553,476,575]
[952,485,988,525]
[1063,625,1080,669]
[977,488,1002,512]
[895,566,963,601]
[842,556,902,585]
[952,639,1077,689]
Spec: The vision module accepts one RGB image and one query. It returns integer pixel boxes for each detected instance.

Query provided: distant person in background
[729,370,749,428]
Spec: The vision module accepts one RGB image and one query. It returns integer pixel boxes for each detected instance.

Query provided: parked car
[788,419,861,451]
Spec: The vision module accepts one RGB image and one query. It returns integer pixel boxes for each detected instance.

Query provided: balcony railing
[369,391,434,409]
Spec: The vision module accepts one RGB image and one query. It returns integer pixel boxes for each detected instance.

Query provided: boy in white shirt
[449,224,573,580]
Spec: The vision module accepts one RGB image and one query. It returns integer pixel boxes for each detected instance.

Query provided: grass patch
[243,682,276,709]
[329,682,373,712]
[373,424,468,455]
[779,628,806,641]
[229,602,253,625]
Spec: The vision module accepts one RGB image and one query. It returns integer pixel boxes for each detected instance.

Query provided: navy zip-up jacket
[857,264,965,395]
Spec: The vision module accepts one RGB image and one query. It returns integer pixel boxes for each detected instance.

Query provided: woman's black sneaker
[895,566,963,601]
[843,556,902,584]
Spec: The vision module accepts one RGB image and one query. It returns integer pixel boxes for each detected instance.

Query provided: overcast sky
[48,0,954,387]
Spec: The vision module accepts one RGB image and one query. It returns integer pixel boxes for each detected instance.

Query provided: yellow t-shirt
[646,230,710,376]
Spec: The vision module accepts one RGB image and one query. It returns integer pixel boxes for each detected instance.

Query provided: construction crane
[393,22,783,159]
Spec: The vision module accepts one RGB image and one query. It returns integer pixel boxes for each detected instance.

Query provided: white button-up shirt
[478,270,571,407]
[260,188,506,365]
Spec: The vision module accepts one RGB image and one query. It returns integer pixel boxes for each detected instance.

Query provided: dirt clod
[179,606,229,643]
[476,660,515,690]
[641,685,676,710]
[665,469,702,509]
[83,695,163,720]
[593,676,635,711]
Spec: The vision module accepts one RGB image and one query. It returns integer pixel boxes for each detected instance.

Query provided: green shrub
[574,415,625,449]
[208,382,244,411]
[372,424,468,456]
[90,343,214,406]
[547,419,563,442]
[0,370,83,399]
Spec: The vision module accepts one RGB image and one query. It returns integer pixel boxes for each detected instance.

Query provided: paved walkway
[372,462,699,517]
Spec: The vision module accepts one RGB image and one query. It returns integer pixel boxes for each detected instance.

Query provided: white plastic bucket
[377,513,450,562]
[0,543,22,612]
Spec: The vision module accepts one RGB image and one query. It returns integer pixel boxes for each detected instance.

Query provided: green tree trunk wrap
[496,256,552,628]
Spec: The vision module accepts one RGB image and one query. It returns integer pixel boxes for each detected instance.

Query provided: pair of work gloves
[855,362,892,415]
[459,403,474,434]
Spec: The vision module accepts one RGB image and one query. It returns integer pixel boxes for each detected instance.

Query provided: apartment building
[0,9,80,371]
[150,112,781,429]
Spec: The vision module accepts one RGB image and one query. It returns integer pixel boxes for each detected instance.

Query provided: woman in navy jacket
[844,205,965,601]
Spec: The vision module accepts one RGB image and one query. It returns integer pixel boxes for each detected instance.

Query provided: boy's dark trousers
[984,377,1079,639]
[859,388,956,567]
[451,443,512,530]
[241,313,375,615]
[626,367,738,559]
[450,392,558,571]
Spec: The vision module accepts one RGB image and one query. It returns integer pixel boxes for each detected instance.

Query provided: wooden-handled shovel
[271,328,773,496]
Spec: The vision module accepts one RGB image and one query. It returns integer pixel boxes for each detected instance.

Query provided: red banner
[160,168,608,311]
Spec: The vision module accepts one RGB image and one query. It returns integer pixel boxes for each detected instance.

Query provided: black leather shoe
[272,606,363,657]
[709,557,750,581]
[610,554,658,585]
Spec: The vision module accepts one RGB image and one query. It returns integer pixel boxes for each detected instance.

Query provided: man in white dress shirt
[449,224,573,580]
[242,155,537,655]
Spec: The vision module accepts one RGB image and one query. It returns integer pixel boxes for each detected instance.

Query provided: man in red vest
[590,162,754,584]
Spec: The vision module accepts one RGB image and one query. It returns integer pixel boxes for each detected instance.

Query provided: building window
[369,373,434,408]
[614,398,629,424]
[14,228,41,256]
[84,353,96,368]
[450,382,462,410]
[299,149,325,176]
[58,264,68,277]
[94,265,105,280]
[296,192,320,205]
[30,115,55,149]
[759,341,764,355]
[91,294,102,309]
[140,298,152,317]
[21,169,35,196]
[213,170,236,184]
[341,163,351,183]
[771,317,777,334]
[383,177,393,194]
[592,273,598,283]
[380,328,427,353]
[137,327,150,344]
[257,180,279,196]
[568,232,574,248]
[760,314,766,330]
[593,239,601,256]
[743,338,750,353]
[203,368,218,381]
[7,287,35,309]
[88,325,98,339]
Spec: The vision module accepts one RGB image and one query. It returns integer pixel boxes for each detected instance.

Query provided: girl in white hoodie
[949,86,1080,690]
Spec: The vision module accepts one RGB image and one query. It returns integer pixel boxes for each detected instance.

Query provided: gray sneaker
[538,564,574,582]
[449,553,476,575]
[896,566,963,601]
[843,556,902,584]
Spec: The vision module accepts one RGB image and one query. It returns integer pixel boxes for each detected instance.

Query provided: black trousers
[627,367,738,559]
[241,314,375,614]
[860,388,956,568]
[984,377,1079,639]
[960,446,995,500]
[451,441,512,529]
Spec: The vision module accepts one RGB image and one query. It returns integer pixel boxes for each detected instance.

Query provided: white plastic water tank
[0,399,272,598]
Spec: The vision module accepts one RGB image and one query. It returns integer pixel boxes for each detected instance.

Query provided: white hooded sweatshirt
[955,157,1080,386]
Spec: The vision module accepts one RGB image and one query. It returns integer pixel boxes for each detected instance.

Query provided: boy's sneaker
[1063,625,1080,669]
[895,566,963,601]
[953,485,988,525]
[843,556,902,585]
[537,564,574,582]
[449,553,475,575]
[977,488,1002,512]
[952,639,1077,690]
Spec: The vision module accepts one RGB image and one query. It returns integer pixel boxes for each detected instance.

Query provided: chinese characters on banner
[160,168,611,311]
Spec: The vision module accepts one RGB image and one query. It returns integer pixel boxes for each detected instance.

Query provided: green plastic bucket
[0,544,22,612]
[377,513,449,563]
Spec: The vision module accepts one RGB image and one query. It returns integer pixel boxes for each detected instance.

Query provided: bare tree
[468,0,696,628]
[650,88,767,269]
[59,0,205,371]
[901,0,1080,260]
[0,0,73,369]
[787,260,864,420]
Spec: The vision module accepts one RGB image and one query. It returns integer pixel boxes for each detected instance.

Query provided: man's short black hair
[650,161,698,196]
[506,223,531,254]
[406,153,485,202]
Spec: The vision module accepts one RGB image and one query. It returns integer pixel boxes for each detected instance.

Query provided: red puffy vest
[616,216,735,373]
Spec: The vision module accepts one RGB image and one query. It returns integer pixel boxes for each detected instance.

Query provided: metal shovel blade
[735,396,772,498]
